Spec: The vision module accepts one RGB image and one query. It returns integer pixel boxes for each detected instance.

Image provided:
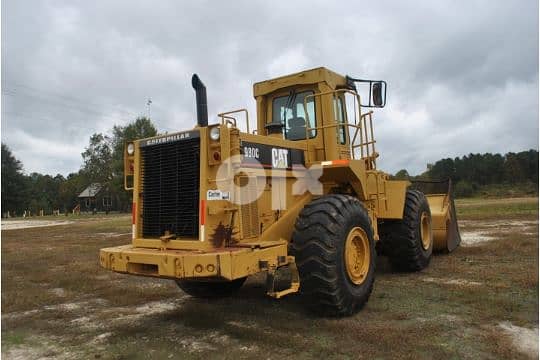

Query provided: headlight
[127,143,135,155]
[209,127,220,141]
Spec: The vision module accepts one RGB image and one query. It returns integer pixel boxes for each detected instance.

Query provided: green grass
[2,331,26,346]
[472,182,538,198]
[456,197,538,219]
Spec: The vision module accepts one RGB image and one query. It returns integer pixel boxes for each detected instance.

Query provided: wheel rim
[420,212,432,250]
[344,227,371,285]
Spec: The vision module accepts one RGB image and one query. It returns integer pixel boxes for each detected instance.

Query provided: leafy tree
[425,150,538,197]
[506,150,538,184]
[110,117,158,211]
[428,158,455,181]
[77,117,158,213]
[81,133,113,183]
[111,117,158,158]
[25,173,65,213]
[454,180,474,198]
[394,169,410,180]
[1,143,28,215]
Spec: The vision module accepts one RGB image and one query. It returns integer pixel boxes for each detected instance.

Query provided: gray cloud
[2,0,538,175]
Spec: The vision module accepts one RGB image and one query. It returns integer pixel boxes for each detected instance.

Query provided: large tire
[176,277,246,298]
[291,195,376,316]
[384,190,433,271]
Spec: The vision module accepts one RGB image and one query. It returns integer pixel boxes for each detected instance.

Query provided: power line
[2,109,178,135]
[2,88,140,122]
[2,80,141,118]
[1,110,102,134]
[2,80,180,134]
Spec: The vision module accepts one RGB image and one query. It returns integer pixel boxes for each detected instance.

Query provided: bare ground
[1,198,538,359]
[1,220,75,230]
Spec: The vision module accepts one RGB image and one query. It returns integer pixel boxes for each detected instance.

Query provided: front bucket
[410,179,461,253]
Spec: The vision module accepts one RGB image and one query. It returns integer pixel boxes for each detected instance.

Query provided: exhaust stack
[191,74,208,127]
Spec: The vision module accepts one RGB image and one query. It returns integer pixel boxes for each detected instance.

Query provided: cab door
[334,94,351,160]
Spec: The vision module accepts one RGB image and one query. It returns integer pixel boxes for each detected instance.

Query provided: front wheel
[291,195,376,316]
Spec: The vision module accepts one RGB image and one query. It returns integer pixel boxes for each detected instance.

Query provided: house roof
[78,183,103,198]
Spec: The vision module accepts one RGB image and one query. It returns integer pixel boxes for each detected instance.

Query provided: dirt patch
[1,220,74,230]
[422,277,482,287]
[44,299,108,312]
[178,337,217,353]
[498,322,539,359]
[3,337,71,360]
[457,197,538,207]
[460,219,538,228]
[4,346,51,360]
[459,218,538,246]
[416,314,464,324]
[226,320,259,329]
[91,332,113,345]
[69,298,184,331]
[49,288,67,297]
[461,231,496,246]
[95,232,131,238]
[2,309,40,321]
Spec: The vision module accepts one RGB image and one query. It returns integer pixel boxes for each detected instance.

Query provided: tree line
[1,117,157,216]
[393,150,538,197]
[1,122,538,216]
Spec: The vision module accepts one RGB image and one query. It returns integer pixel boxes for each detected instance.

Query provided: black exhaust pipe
[191,74,208,127]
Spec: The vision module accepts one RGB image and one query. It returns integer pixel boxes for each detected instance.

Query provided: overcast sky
[2,0,538,176]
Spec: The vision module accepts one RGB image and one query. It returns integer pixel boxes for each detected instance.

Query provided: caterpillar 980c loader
[100,67,461,316]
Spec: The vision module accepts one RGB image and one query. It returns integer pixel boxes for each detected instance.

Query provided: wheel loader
[100,67,461,316]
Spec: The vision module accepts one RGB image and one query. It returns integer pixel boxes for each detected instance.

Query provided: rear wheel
[176,277,246,298]
[291,195,376,316]
[384,190,433,271]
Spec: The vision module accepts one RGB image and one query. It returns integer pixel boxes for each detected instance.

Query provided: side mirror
[372,82,385,107]
[345,76,387,108]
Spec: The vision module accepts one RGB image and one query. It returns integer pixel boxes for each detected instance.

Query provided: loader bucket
[410,180,461,253]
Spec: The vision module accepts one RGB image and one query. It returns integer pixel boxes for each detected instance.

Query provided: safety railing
[218,108,250,133]
[303,89,377,169]
[354,111,377,169]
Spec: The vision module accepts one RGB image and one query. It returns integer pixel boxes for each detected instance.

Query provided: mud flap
[410,179,461,253]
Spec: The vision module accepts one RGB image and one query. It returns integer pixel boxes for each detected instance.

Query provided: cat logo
[272,148,289,169]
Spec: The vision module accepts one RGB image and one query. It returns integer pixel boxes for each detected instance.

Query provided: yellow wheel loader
[100,67,461,316]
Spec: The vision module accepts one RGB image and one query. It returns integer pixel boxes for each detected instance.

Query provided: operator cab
[253,67,386,163]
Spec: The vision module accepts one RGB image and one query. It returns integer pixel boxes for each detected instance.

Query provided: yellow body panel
[100,67,458,287]
[100,242,287,281]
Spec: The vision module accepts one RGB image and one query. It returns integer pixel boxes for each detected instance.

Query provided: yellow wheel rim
[344,227,371,285]
[420,212,432,250]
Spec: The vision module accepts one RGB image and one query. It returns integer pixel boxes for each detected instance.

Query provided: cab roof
[253,67,348,97]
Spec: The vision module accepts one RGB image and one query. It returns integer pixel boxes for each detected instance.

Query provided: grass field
[2,198,538,359]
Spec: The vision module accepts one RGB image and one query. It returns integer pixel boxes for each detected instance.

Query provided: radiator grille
[239,176,259,238]
[140,136,200,238]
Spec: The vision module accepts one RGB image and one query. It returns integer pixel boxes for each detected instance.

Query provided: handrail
[124,174,133,191]
[218,108,250,133]
[303,89,377,169]
[220,115,237,128]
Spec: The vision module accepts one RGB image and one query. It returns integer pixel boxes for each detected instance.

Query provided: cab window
[271,91,316,140]
[334,97,347,144]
